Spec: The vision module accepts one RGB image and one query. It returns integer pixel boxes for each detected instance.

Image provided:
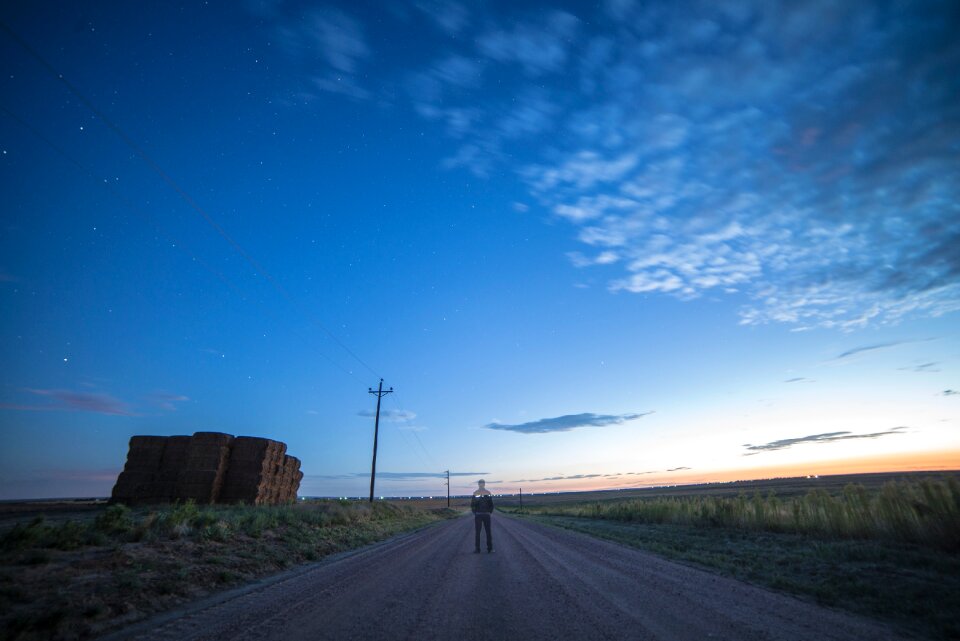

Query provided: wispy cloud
[835,342,914,360]
[511,473,603,483]
[253,2,960,329]
[898,362,940,373]
[9,388,136,416]
[784,377,814,383]
[307,471,487,481]
[407,3,960,329]
[484,411,653,434]
[943,389,959,397]
[413,0,469,36]
[476,11,580,76]
[274,7,371,100]
[512,467,688,483]
[147,392,189,411]
[358,408,416,422]
[744,426,907,455]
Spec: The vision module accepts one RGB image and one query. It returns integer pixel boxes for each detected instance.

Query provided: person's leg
[484,514,493,551]
[474,515,482,552]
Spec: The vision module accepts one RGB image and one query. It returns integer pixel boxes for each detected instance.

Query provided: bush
[94,504,133,535]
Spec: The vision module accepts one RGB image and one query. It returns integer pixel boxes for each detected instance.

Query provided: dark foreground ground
[106,513,907,641]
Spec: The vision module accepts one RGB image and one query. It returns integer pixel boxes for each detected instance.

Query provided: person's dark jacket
[471,493,494,514]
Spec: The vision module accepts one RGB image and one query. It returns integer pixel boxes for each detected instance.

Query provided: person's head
[477,479,485,488]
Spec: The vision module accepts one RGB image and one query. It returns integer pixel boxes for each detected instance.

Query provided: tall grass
[527,477,960,550]
[0,500,433,552]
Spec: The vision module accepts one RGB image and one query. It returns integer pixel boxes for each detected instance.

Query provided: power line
[387,391,438,470]
[367,379,393,502]
[0,19,381,381]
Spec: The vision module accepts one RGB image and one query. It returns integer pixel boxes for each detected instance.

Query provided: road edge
[98,514,464,640]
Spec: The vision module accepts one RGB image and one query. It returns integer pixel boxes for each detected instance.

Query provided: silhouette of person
[471,479,494,553]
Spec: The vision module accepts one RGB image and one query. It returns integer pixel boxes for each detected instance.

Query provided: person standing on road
[471,479,494,553]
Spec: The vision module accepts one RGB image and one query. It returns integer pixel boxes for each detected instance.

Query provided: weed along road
[114,514,906,641]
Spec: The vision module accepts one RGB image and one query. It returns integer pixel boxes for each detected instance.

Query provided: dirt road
[111,513,906,641]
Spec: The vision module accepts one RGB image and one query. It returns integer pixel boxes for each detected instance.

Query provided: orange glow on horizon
[505,449,960,494]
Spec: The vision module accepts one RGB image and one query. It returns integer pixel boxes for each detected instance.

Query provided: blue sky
[1,0,958,499]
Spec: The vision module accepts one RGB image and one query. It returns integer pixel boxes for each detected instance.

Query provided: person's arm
[470,495,478,513]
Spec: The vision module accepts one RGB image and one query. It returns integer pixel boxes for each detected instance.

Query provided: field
[0,500,456,641]
[503,471,960,640]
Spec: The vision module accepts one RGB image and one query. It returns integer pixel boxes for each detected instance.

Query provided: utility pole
[367,378,393,503]
[519,487,523,514]
[445,470,450,508]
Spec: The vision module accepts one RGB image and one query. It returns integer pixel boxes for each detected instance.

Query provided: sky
[1,0,958,500]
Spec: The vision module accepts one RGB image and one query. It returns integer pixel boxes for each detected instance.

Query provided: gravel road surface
[111,513,906,641]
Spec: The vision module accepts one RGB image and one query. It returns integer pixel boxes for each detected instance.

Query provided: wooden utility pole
[367,378,393,503]
[445,470,450,508]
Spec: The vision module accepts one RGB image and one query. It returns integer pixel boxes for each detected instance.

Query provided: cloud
[274,7,371,100]
[898,362,940,373]
[357,408,416,422]
[484,411,653,434]
[414,1,469,35]
[147,392,189,411]
[405,2,960,329]
[943,390,959,397]
[835,341,914,360]
[511,468,688,483]
[255,2,960,330]
[511,473,604,483]
[783,377,814,383]
[14,388,135,416]
[476,11,580,76]
[307,471,487,481]
[744,426,907,455]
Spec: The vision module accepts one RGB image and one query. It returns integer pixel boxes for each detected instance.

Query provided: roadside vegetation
[0,500,456,641]
[520,477,960,549]
[509,476,960,640]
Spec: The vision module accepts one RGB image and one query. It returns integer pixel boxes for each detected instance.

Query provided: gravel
[108,513,908,641]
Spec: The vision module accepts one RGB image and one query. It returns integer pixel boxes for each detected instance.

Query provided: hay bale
[123,436,167,471]
[113,432,301,505]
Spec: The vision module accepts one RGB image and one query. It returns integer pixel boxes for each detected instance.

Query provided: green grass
[523,514,960,640]
[0,500,456,641]
[507,477,960,641]
[512,477,960,550]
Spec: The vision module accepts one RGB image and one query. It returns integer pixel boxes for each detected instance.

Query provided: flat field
[504,471,960,641]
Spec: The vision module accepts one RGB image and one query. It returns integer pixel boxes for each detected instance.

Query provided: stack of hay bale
[219,439,303,505]
[111,435,167,503]
[111,432,302,505]
[178,432,234,503]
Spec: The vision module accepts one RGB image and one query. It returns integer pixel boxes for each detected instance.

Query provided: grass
[512,477,960,550]
[0,500,457,641]
[508,476,960,641]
